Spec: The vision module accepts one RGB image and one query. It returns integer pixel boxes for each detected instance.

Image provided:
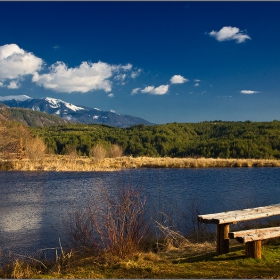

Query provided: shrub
[24,137,46,160]
[90,144,107,159]
[66,180,150,258]
[108,144,123,158]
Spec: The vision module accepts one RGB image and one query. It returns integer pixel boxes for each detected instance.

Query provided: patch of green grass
[2,241,280,278]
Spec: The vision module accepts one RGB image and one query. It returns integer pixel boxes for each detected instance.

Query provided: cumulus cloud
[194,83,199,87]
[32,61,134,93]
[0,44,141,93]
[240,90,259,94]
[141,85,169,95]
[170,75,189,84]
[209,26,251,43]
[0,44,43,86]
[108,93,114,98]
[132,85,169,95]
[132,73,189,96]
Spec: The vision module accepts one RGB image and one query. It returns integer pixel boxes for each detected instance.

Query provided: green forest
[30,120,280,159]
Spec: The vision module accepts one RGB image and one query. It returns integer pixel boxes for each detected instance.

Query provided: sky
[0,1,280,124]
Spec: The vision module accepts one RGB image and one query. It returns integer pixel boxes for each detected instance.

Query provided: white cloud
[141,86,155,93]
[120,63,132,71]
[131,88,141,95]
[110,109,115,113]
[154,85,169,95]
[240,90,259,94]
[7,81,20,89]
[0,44,43,86]
[194,83,199,87]
[108,93,114,98]
[209,26,251,43]
[131,69,142,78]
[194,79,201,82]
[141,84,169,95]
[33,61,134,93]
[114,74,126,81]
[32,60,138,93]
[170,75,189,84]
[0,44,141,93]
[132,85,169,95]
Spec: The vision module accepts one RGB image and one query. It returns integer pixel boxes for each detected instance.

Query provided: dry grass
[4,241,280,279]
[1,156,280,171]
[2,238,280,278]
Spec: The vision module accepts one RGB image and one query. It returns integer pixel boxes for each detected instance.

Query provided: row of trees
[30,120,280,159]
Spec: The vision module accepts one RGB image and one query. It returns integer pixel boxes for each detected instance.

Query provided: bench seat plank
[229,226,280,243]
[198,204,280,225]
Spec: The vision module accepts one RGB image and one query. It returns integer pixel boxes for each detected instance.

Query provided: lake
[0,167,280,260]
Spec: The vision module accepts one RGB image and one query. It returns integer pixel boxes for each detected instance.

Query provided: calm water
[0,168,280,258]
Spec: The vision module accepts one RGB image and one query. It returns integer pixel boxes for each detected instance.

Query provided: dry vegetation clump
[154,220,215,257]
[89,143,123,159]
[24,137,46,160]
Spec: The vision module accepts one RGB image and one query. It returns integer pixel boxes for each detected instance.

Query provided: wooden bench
[197,204,280,256]
[228,226,280,258]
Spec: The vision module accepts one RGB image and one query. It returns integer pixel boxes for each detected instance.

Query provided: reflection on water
[1,186,44,233]
[0,168,280,257]
[1,205,42,232]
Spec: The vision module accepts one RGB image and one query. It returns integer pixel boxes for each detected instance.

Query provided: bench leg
[217,224,230,255]
[245,240,262,259]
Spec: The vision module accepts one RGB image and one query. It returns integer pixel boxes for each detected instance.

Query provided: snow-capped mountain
[0,95,152,128]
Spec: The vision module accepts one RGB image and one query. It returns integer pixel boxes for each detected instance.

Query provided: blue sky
[0,1,280,124]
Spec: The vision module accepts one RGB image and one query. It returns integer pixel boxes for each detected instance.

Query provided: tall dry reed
[2,156,280,171]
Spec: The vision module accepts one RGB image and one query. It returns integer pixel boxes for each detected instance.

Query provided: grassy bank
[1,156,280,171]
[1,239,280,278]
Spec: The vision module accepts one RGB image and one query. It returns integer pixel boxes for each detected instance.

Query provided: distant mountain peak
[0,95,152,128]
[44,97,85,112]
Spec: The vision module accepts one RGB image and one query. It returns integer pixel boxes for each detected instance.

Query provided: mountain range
[0,95,152,128]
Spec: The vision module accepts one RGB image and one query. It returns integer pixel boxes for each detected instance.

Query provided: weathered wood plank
[229,226,280,243]
[198,204,280,224]
[229,226,280,239]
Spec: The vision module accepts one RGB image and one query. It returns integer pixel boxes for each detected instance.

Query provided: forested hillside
[0,103,70,127]
[31,121,280,159]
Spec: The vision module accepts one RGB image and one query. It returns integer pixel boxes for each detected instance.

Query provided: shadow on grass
[174,245,246,264]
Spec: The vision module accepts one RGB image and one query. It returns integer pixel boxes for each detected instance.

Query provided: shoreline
[1,156,280,171]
